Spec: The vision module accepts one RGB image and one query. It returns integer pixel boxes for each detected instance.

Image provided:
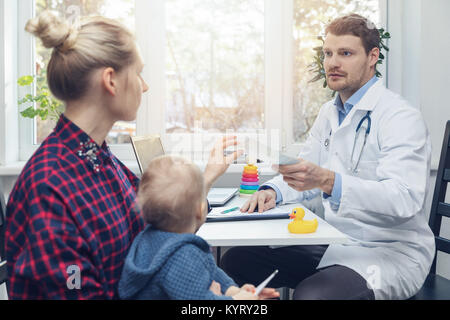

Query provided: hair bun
[25,10,77,52]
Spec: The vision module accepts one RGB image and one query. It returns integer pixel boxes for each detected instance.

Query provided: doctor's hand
[275,159,335,195]
[241,189,277,214]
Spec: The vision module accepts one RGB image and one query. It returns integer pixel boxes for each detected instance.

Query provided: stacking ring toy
[240,185,259,190]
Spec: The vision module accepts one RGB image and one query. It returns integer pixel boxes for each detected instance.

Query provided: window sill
[123,160,277,177]
[0,161,277,177]
[0,162,28,176]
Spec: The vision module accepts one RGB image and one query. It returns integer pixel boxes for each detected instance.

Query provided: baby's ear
[197,200,207,218]
[201,200,208,213]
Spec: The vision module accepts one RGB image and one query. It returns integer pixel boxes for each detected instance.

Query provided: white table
[197,195,349,248]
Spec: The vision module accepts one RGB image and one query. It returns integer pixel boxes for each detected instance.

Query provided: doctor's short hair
[25,11,137,102]
[325,13,380,55]
[137,155,206,232]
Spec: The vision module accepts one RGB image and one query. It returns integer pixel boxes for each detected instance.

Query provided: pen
[255,270,279,296]
[221,207,240,214]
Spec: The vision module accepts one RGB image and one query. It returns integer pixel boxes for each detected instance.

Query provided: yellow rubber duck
[288,208,318,234]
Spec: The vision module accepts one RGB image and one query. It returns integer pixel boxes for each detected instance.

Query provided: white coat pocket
[352,160,379,181]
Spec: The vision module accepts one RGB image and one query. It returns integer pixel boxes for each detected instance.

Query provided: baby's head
[138,156,208,233]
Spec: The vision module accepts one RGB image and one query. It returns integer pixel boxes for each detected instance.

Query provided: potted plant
[17,69,64,122]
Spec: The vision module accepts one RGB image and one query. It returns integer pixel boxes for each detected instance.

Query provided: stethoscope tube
[325,111,372,173]
[356,111,372,135]
[350,111,372,173]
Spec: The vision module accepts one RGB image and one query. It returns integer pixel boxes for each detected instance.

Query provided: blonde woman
[5,11,239,300]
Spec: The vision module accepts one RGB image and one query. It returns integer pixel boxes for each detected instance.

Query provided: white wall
[420,0,450,169]
[386,0,450,281]
[388,0,450,169]
[1,0,450,300]
[420,2,450,281]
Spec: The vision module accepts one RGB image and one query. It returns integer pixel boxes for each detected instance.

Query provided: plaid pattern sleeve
[5,115,145,300]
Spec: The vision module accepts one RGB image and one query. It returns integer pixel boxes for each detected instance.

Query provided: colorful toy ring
[240,185,259,190]
[239,189,258,195]
[240,181,259,186]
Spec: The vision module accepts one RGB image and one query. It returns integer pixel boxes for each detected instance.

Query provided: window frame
[136,0,290,160]
[11,0,387,165]
[0,0,20,166]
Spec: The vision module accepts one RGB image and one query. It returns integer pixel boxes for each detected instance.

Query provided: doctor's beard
[327,70,369,99]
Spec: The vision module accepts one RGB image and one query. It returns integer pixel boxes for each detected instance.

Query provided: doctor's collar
[334,76,379,112]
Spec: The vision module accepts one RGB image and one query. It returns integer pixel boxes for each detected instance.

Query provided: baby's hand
[210,281,222,296]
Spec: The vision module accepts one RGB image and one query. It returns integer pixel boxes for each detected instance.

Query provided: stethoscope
[325,111,372,173]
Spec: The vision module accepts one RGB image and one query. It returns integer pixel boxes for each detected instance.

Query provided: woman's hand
[227,284,280,300]
[232,289,259,300]
[257,288,280,300]
[240,284,280,300]
[204,136,244,192]
[225,285,240,296]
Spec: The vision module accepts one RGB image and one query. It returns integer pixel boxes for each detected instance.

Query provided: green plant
[17,71,65,122]
[309,28,391,90]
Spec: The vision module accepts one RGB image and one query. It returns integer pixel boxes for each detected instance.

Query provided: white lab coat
[266,80,435,300]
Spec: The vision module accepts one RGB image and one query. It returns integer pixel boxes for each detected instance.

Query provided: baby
[118,155,278,300]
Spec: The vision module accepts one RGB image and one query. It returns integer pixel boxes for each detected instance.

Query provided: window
[16,0,384,163]
[19,0,136,149]
[33,0,136,145]
[292,0,381,142]
[165,0,265,134]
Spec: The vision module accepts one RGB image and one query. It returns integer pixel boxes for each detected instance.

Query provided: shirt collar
[54,114,113,173]
[334,76,379,114]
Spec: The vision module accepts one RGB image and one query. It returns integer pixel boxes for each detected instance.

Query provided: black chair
[0,185,7,286]
[412,121,450,300]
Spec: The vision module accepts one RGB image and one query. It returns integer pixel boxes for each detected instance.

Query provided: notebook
[130,135,166,174]
[207,188,239,207]
[206,206,290,223]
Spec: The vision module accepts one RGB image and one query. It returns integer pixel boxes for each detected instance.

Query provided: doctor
[222,14,435,300]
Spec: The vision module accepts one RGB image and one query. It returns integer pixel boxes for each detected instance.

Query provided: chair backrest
[429,120,450,274]
[130,135,165,175]
[0,184,7,285]
[0,188,5,257]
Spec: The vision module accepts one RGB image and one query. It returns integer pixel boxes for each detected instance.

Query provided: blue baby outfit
[118,225,236,300]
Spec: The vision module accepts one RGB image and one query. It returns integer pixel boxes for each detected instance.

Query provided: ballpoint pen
[221,207,240,214]
[255,270,279,296]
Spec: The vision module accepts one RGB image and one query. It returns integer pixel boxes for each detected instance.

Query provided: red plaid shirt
[5,115,145,300]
